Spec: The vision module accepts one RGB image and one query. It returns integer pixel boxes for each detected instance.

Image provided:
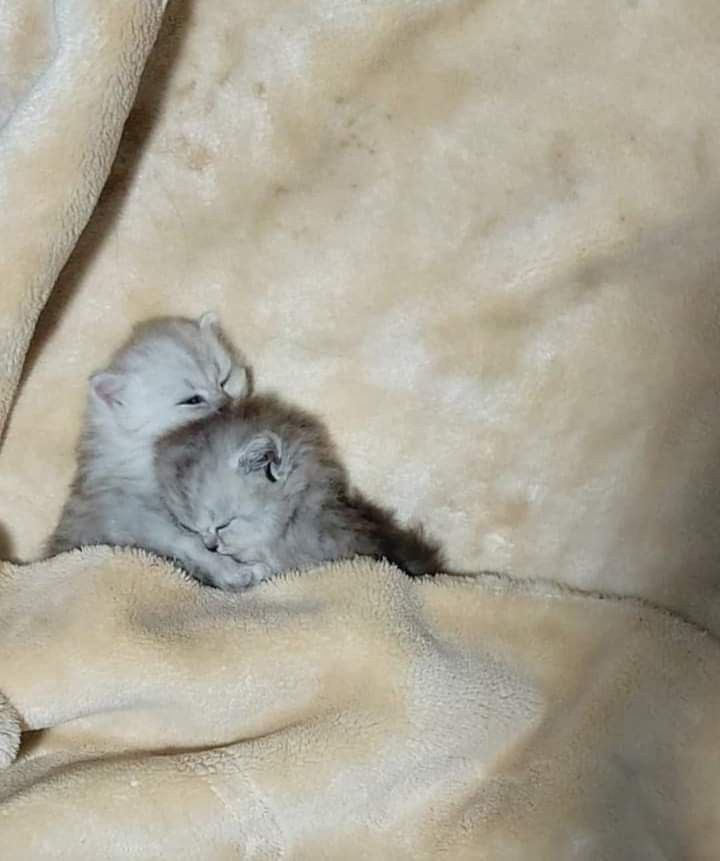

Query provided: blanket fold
[1,0,720,857]
[0,691,20,768]
[0,0,167,437]
[2,551,720,858]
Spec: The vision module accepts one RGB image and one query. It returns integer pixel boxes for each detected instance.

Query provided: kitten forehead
[106,317,232,382]
[156,394,343,508]
[160,395,334,451]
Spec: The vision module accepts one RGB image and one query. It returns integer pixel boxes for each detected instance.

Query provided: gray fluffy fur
[156,395,442,581]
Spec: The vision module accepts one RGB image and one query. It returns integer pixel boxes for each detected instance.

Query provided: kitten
[155,395,442,582]
[46,313,258,590]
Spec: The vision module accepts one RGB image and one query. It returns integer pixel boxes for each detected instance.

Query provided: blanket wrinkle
[0,0,167,443]
[2,551,720,855]
[1,0,720,857]
[0,691,21,769]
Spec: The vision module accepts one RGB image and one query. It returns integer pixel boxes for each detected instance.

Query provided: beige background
[1,0,720,629]
[2,3,720,856]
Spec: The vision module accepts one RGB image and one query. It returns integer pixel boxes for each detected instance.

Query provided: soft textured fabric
[2,552,720,859]
[1,0,720,857]
[2,0,720,632]
[0,0,167,439]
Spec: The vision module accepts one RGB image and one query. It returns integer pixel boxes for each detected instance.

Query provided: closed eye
[172,516,200,537]
[178,394,206,406]
[217,518,236,533]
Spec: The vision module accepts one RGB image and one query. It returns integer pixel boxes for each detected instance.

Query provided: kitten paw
[205,556,270,591]
[228,561,272,590]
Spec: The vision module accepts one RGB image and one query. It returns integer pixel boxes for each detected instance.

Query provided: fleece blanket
[1,0,720,857]
[1,0,720,633]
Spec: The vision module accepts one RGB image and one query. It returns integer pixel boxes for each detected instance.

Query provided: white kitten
[46,313,257,589]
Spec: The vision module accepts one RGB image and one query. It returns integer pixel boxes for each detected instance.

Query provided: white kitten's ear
[236,432,283,482]
[90,372,125,407]
[198,311,251,399]
[198,310,220,331]
[222,364,250,399]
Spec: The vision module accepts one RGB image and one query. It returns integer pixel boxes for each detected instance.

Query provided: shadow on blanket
[0,522,11,566]
[22,0,195,391]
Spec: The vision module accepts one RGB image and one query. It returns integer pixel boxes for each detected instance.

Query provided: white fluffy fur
[47,314,261,589]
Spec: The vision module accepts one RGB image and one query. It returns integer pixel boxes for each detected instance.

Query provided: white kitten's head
[89,312,249,440]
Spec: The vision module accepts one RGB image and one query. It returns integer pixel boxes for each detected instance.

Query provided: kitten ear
[236,432,283,481]
[222,364,250,399]
[199,311,251,400]
[198,310,220,331]
[90,372,125,407]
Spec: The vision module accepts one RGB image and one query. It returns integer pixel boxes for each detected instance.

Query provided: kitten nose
[203,533,218,552]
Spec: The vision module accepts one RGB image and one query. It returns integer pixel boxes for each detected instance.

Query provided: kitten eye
[216,518,235,532]
[264,461,278,483]
[178,395,206,406]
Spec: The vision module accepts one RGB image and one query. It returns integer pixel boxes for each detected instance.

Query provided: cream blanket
[2,0,720,857]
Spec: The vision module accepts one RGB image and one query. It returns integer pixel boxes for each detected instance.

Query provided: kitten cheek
[116,412,143,433]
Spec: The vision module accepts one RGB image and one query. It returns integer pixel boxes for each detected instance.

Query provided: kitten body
[47,314,259,589]
[156,395,441,581]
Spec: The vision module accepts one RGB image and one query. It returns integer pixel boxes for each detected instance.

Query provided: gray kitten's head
[156,396,343,556]
[89,313,249,440]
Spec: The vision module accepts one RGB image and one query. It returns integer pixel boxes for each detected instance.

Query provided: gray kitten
[156,395,442,581]
[46,313,260,590]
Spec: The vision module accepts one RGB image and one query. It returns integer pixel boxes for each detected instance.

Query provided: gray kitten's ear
[90,372,125,406]
[236,432,283,482]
